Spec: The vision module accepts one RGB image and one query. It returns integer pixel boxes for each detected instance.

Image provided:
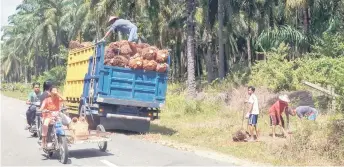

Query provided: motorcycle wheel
[48,152,53,158]
[37,117,42,140]
[58,136,69,164]
[97,125,107,152]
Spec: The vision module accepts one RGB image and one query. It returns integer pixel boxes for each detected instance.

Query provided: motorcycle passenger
[40,80,53,105]
[39,86,62,149]
[25,82,42,130]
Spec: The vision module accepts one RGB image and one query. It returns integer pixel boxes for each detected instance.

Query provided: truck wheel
[97,125,108,152]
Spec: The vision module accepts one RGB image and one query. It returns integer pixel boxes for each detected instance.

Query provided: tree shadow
[268,134,287,138]
[148,124,177,135]
[106,124,177,136]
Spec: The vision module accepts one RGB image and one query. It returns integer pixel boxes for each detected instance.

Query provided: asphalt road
[0,95,235,166]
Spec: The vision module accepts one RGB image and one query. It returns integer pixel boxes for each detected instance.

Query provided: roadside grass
[142,84,344,166]
[1,90,29,101]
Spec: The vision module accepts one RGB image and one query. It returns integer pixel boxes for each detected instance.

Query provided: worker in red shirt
[269,94,290,138]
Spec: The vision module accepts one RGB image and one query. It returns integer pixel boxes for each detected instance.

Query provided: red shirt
[41,96,61,118]
[269,100,288,116]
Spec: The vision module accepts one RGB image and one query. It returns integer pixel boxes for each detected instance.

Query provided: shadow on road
[41,148,113,164]
[69,148,114,159]
[106,124,177,136]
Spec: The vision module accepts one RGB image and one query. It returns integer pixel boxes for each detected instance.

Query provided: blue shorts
[307,110,318,121]
[248,114,258,125]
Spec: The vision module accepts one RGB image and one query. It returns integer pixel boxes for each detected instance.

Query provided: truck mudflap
[100,114,151,133]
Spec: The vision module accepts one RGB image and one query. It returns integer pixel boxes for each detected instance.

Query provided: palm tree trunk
[303,5,309,34]
[48,44,52,70]
[186,0,196,98]
[204,9,216,83]
[303,4,310,52]
[218,0,225,79]
[247,37,252,68]
[176,31,182,80]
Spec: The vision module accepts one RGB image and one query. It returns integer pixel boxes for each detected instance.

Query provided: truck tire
[79,105,100,130]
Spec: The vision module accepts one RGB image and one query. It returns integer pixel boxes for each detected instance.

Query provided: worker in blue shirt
[101,16,138,43]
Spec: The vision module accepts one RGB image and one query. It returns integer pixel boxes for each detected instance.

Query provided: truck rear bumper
[97,96,163,108]
[105,113,151,122]
[100,115,150,133]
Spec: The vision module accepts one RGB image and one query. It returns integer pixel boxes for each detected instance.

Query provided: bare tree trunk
[303,4,310,52]
[176,31,182,80]
[186,0,196,98]
[247,37,252,68]
[204,23,215,82]
[303,5,309,34]
[218,0,225,79]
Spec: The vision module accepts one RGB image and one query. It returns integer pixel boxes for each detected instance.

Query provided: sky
[1,0,23,37]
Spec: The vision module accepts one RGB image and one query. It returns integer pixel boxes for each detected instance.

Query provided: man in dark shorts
[269,95,290,138]
[245,86,259,141]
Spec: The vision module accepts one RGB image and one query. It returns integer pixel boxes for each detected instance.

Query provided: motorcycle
[39,108,69,164]
[27,101,41,138]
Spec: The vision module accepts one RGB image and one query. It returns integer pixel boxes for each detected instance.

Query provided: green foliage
[250,42,344,113]
[249,43,296,92]
[311,32,344,58]
[0,83,30,92]
[37,66,66,86]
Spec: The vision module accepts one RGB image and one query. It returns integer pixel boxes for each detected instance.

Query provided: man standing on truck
[101,16,138,43]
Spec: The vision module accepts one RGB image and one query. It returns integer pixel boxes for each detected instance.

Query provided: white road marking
[100,160,118,167]
[20,114,26,119]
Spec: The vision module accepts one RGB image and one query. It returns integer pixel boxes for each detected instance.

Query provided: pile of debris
[104,40,169,72]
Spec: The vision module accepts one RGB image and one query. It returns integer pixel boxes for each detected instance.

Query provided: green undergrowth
[151,83,344,165]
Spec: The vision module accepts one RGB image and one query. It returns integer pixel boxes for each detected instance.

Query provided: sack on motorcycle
[69,117,89,140]
[59,113,71,126]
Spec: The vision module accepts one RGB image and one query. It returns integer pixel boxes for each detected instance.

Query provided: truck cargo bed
[82,42,169,108]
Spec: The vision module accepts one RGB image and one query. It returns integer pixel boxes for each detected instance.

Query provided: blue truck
[62,41,170,133]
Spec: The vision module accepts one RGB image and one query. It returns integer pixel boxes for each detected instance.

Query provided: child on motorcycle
[25,82,42,130]
[39,86,63,149]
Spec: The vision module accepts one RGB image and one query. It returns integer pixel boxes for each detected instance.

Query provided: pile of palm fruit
[104,40,169,72]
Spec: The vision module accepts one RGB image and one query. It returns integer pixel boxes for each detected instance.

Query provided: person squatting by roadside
[245,86,260,141]
[25,82,42,130]
[290,106,319,121]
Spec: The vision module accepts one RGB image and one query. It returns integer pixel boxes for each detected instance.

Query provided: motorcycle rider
[39,86,63,149]
[25,82,42,130]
